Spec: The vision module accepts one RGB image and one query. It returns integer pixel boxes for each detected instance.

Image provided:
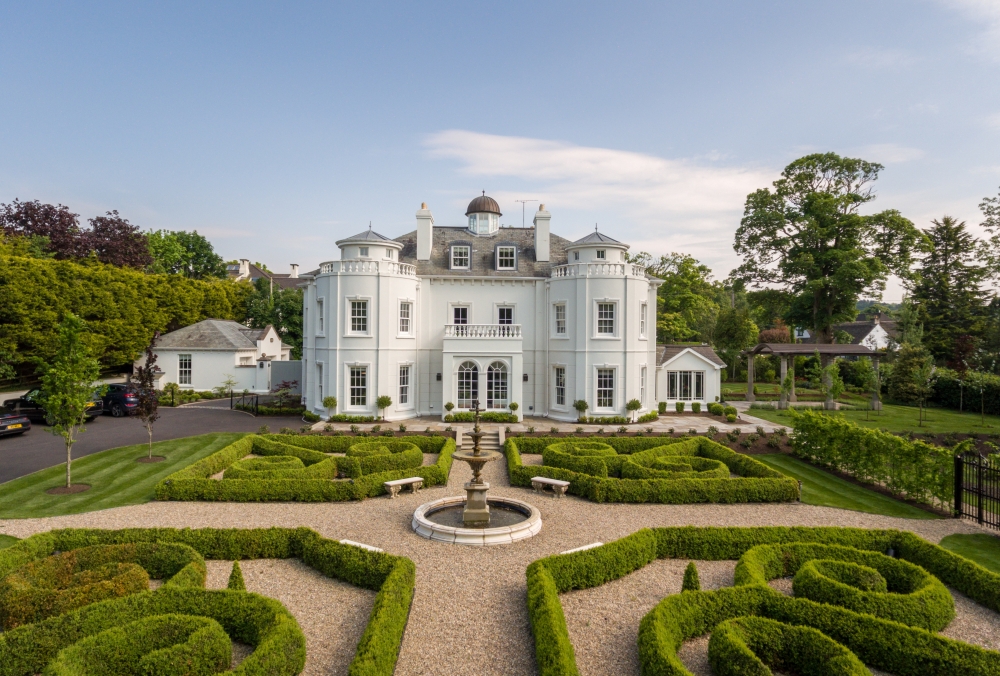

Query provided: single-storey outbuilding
[654,344,726,407]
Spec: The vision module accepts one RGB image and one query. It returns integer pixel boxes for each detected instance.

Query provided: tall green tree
[733,153,920,343]
[630,252,722,342]
[979,185,1000,280]
[146,230,227,279]
[38,314,106,489]
[908,216,988,364]
[713,306,758,379]
[244,278,303,359]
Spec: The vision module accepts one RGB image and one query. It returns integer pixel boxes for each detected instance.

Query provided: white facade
[654,349,724,408]
[144,321,291,393]
[301,198,723,422]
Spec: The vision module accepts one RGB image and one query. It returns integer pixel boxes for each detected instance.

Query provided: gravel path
[1,460,994,676]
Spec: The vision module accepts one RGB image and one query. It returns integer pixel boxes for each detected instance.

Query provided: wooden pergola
[742,343,880,410]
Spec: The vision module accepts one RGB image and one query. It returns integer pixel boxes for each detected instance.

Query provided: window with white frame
[574,251,580,261]
[555,367,566,406]
[359,246,369,257]
[385,248,393,259]
[597,368,615,408]
[640,303,647,337]
[317,363,324,402]
[451,245,470,269]
[399,365,410,405]
[597,249,606,259]
[640,367,646,404]
[178,354,192,385]
[399,302,411,334]
[350,300,368,333]
[597,302,615,335]
[350,367,367,407]
[498,306,513,325]
[666,370,705,400]
[453,306,468,325]
[457,361,478,408]
[240,355,252,365]
[487,361,508,409]
[496,245,515,270]
[554,304,566,335]
[317,299,324,334]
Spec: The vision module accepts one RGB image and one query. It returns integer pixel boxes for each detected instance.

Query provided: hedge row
[155,434,456,502]
[789,410,953,509]
[932,368,1000,417]
[444,412,518,423]
[0,527,415,676]
[506,437,799,504]
[525,526,1000,676]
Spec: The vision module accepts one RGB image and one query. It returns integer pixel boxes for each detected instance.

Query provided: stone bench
[384,477,423,498]
[531,476,570,498]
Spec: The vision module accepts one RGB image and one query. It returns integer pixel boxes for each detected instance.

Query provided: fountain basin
[412,495,542,546]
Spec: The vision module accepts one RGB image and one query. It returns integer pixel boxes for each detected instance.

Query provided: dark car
[102,383,139,417]
[0,411,30,437]
[1,388,103,424]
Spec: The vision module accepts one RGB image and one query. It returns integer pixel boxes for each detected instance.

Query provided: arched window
[457,361,479,409]
[487,361,508,409]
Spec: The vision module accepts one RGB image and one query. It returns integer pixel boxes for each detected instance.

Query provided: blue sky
[2,1,998,299]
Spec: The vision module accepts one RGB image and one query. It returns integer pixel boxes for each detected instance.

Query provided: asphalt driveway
[0,406,306,484]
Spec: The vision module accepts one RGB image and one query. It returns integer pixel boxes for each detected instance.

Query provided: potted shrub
[626,398,641,422]
[573,400,589,422]
[322,396,337,419]
[509,402,519,420]
[376,395,393,421]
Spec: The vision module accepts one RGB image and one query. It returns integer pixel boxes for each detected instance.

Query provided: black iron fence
[954,451,1000,530]
[231,392,259,417]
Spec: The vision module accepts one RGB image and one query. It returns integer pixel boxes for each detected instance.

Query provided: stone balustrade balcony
[444,324,522,339]
[550,263,647,278]
[318,259,416,276]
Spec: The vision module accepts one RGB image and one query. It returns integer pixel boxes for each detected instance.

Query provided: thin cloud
[851,143,925,164]
[986,113,1000,129]
[936,0,1000,61]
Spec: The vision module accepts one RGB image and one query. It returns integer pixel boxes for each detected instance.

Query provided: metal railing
[231,392,259,416]
[550,263,647,278]
[318,260,415,276]
[444,324,522,338]
[955,451,1000,530]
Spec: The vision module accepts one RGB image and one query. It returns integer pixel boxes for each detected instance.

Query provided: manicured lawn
[748,403,1000,434]
[0,433,244,519]
[938,533,1000,574]
[0,534,18,549]
[756,453,938,520]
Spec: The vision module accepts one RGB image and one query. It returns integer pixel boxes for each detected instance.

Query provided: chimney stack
[533,203,551,262]
[416,202,434,261]
[239,259,250,279]
[289,264,299,278]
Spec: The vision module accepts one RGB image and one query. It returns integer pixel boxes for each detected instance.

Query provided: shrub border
[155,434,455,502]
[0,526,415,676]
[525,526,1000,676]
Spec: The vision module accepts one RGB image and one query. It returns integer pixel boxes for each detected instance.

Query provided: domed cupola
[466,192,501,235]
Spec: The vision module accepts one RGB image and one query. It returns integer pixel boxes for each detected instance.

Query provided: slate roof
[570,230,626,246]
[156,319,270,350]
[656,344,727,368]
[338,228,395,243]
[266,274,306,290]
[393,226,574,277]
[801,319,898,345]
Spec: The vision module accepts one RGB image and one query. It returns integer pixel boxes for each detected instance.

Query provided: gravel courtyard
[1,454,995,676]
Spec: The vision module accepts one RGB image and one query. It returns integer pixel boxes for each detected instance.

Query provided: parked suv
[102,383,139,417]
[2,388,104,424]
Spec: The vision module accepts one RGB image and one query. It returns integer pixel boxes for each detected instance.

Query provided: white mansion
[301,195,724,422]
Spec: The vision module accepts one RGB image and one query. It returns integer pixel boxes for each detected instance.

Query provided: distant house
[142,319,294,393]
[654,344,727,405]
[798,313,898,351]
[227,259,304,291]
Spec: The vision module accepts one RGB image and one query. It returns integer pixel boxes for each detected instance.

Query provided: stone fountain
[412,400,542,545]
[450,400,502,526]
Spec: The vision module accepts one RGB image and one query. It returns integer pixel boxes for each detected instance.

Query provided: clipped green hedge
[444,412,518,423]
[0,527,415,676]
[790,409,954,509]
[506,436,799,504]
[156,435,456,502]
[524,526,1000,676]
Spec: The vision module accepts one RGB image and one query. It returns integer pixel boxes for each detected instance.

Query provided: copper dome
[465,193,501,216]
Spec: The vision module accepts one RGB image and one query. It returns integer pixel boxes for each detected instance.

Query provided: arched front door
[486,361,508,409]
[457,361,478,409]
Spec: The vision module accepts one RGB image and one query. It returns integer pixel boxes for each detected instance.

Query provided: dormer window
[596,250,606,260]
[496,245,516,270]
[451,245,470,269]
[359,246,369,257]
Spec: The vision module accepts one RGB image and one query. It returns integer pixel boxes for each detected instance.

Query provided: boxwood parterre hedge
[507,436,799,503]
[526,526,1000,676]
[0,526,415,676]
[156,434,455,502]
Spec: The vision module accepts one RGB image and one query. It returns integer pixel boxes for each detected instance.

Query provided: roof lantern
[466,191,501,235]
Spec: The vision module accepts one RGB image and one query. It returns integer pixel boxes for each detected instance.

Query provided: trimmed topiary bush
[682,562,700,592]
